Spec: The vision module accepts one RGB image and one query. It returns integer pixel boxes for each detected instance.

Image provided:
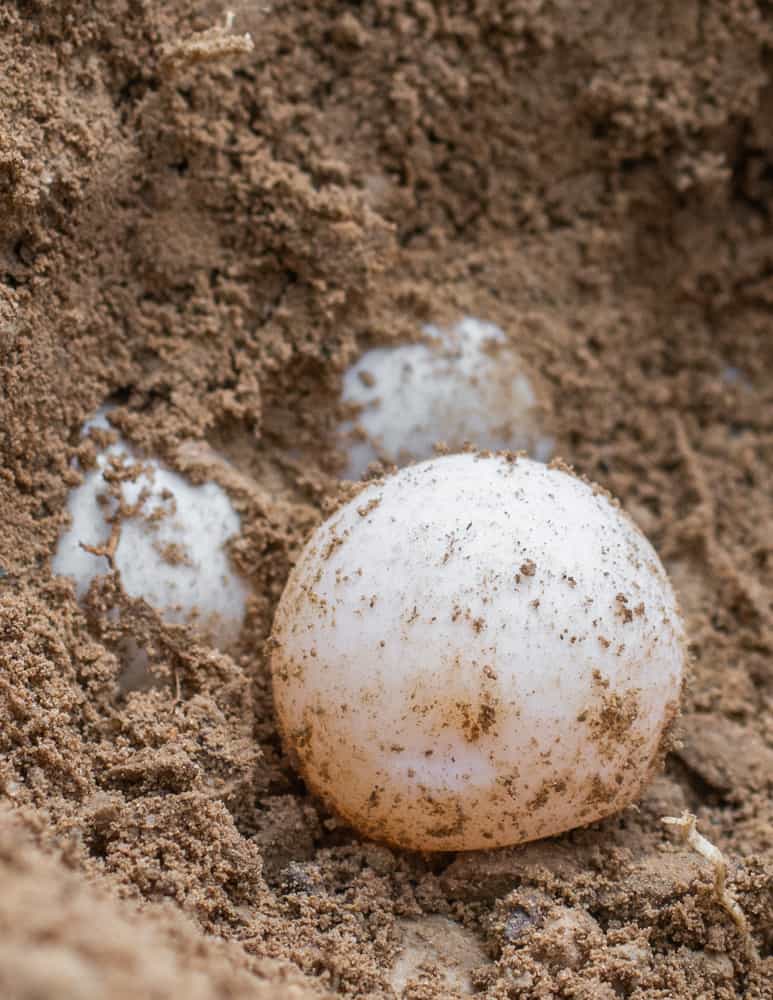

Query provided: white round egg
[340,317,553,478]
[271,453,685,851]
[52,410,249,648]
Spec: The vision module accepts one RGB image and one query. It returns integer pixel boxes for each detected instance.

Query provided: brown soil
[1,3,771,998]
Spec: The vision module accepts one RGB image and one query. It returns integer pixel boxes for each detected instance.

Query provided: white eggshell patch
[271,453,685,851]
[340,317,553,478]
[52,412,249,648]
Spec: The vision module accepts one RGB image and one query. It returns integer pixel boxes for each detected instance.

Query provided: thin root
[662,812,758,965]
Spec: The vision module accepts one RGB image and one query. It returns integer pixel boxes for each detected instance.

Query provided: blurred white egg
[271,453,685,851]
[52,410,248,649]
[340,317,553,478]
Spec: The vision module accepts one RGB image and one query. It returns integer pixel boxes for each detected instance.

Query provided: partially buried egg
[339,317,553,478]
[52,409,249,649]
[271,453,685,851]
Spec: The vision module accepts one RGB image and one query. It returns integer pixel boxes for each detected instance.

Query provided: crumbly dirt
[0,2,771,998]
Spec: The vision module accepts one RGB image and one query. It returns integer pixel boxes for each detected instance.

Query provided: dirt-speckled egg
[270,453,685,851]
[52,409,248,649]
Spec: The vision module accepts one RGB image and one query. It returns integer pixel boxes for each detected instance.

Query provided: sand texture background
[1,2,772,997]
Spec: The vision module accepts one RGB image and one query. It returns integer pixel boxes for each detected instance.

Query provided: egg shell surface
[271,453,685,851]
[340,318,552,478]
[52,414,248,648]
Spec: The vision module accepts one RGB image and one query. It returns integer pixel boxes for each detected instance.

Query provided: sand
[1,2,771,998]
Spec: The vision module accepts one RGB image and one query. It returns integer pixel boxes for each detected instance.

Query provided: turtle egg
[271,453,685,851]
[52,410,249,648]
[339,317,553,478]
